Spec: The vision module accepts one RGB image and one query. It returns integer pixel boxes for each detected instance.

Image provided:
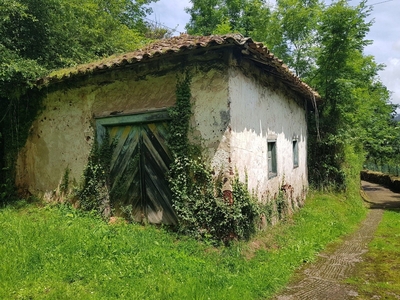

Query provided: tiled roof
[39,34,320,102]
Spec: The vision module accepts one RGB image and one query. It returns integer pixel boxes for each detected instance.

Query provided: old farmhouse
[16,34,320,224]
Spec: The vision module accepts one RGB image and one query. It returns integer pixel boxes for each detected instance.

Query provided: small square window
[293,140,299,168]
[268,141,277,178]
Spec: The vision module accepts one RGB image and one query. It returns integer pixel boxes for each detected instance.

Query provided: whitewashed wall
[228,68,308,204]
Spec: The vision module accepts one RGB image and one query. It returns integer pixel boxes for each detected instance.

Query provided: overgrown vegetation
[0,0,167,204]
[307,1,392,189]
[0,1,393,295]
[0,89,45,206]
[78,132,114,215]
[347,210,400,299]
[0,181,366,299]
[2,0,398,204]
[59,167,70,196]
[167,72,260,243]
[64,72,298,243]
[187,0,399,190]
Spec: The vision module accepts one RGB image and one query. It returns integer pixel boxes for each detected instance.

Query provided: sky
[149,0,400,110]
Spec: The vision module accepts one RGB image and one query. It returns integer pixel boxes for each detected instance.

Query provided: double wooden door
[106,120,177,224]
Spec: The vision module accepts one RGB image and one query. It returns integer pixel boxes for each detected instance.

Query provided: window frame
[267,140,277,179]
[293,139,299,168]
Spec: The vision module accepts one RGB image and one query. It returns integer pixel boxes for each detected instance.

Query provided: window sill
[268,172,277,179]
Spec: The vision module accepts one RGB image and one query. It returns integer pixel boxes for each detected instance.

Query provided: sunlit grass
[347,209,400,299]
[0,190,367,299]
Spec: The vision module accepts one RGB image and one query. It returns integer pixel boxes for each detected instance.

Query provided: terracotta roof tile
[40,34,320,102]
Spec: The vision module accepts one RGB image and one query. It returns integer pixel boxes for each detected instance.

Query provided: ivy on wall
[71,70,295,243]
[167,71,260,243]
[78,131,114,216]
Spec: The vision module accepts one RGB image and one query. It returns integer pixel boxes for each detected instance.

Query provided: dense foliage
[168,73,260,243]
[186,0,399,189]
[0,0,156,97]
[185,0,270,37]
[78,132,114,215]
[0,0,158,203]
[308,1,398,187]
[1,0,398,201]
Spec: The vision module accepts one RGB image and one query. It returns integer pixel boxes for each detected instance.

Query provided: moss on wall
[16,71,178,194]
[16,54,231,197]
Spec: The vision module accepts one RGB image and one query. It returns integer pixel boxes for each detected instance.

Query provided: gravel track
[273,181,400,300]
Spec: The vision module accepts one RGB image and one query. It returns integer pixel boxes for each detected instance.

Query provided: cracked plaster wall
[15,67,230,196]
[15,61,308,205]
[228,67,308,204]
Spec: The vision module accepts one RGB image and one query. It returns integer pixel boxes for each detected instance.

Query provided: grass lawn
[0,191,367,300]
[347,209,400,299]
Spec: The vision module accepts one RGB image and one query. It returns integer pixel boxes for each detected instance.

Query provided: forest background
[0,0,399,202]
[150,0,400,110]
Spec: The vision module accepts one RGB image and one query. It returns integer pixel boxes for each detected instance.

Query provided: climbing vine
[167,71,260,243]
[59,167,70,196]
[78,131,114,216]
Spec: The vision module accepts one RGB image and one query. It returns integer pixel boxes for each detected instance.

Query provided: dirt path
[273,181,400,300]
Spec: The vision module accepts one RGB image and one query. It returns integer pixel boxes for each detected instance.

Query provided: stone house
[16,34,320,224]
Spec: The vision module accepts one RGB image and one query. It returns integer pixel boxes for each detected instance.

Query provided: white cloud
[149,0,191,34]
[365,1,400,58]
[379,58,400,108]
[393,39,400,52]
[364,0,400,110]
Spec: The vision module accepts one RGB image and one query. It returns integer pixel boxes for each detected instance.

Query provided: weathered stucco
[190,68,231,186]
[16,66,230,196]
[228,67,308,206]
[16,48,309,214]
[16,71,176,195]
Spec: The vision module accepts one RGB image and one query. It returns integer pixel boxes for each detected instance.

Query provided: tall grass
[0,188,367,299]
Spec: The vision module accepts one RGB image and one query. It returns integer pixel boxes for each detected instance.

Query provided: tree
[185,0,270,37]
[358,81,398,165]
[185,0,225,35]
[270,0,322,78]
[307,0,397,188]
[0,0,157,203]
[185,0,398,190]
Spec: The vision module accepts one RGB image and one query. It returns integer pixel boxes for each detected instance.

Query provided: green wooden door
[107,121,177,225]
